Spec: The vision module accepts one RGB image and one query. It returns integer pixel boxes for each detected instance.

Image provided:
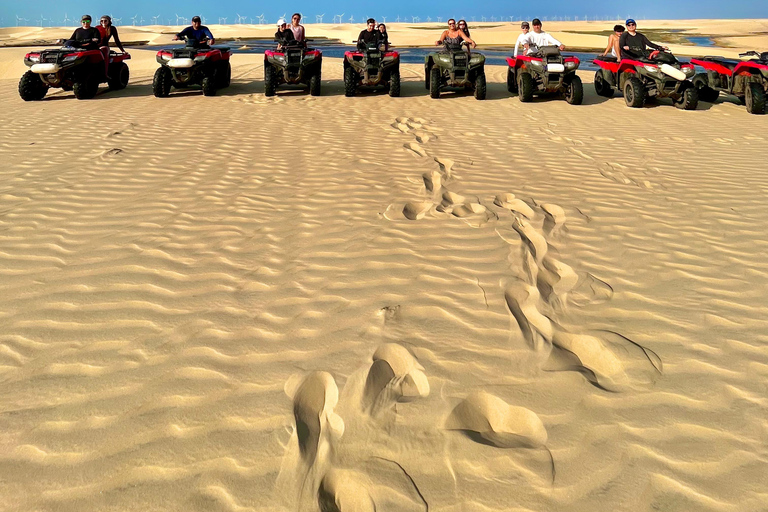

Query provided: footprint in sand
[495,194,535,219]
[541,203,566,235]
[402,202,433,220]
[318,468,375,512]
[568,147,593,160]
[422,170,442,194]
[568,273,614,307]
[105,123,136,138]
[504,282,555,354]
[512,218,548,263]
[403,142,428,158]
[100,148,123,159]
[362,343,429,417]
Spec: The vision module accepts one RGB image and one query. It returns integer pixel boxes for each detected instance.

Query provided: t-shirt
[619,31,662,59]
[275,28,296,46]
[177,26,215,43]
[358,29,382,47]
[68,27,101,48]
[514,32,530,57]
[525,31,562,54]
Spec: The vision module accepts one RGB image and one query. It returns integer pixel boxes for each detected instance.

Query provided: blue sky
[1,0,766,27]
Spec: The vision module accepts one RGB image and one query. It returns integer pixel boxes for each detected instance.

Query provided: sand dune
[0,25,767,512]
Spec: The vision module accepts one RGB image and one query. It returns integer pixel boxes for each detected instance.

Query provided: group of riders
[61,13,671,69]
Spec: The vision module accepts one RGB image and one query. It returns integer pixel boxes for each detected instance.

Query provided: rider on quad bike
[425,19,485,100]
[343,18,400,97]
[19,14,130,101]
[593,19,697,109]
[507,44,583,105]
[264,18,322,97]
[691,50,768,114]
[153,16,232,97]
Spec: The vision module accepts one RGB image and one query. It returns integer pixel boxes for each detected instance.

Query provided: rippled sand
[0,48,766,512]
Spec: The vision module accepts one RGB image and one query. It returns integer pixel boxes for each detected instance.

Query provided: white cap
[277,18,286,26]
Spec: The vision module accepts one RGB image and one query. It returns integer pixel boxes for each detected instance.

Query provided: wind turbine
[218,17,227,24]
[481,16,486,22]
[38,14,46,27]
[16,15,28,26]
[490,16,496,22]
[113,16,122,24]
[257,14,266,24]
[131,14,138,26]
[348,14,354,23]
[315,14,324,23]
[175,14,184,25]
[412,16,419,23]
[151,14,160,24]
[139,16,145,25]
[426,16,431,22]
[381,16,387,22]
[235,13,247,24]
[333,13,344,24]
[396,15,400,22]
[437,16,442,22]
[63,13,72,25]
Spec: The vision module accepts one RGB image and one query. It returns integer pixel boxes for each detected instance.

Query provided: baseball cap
[81,14,92,22]
[191,16,201,22]
[532,18,541,25]
[626,19,636,25]
[521,21,530,28]
[277,18,286,26]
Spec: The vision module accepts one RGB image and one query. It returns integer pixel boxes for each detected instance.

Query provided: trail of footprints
[274,118,664,510]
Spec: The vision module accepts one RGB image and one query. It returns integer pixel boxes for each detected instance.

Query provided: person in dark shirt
[63,15,101,49]
[275,18,297,49]
[457,20,471,39]
[619,19,667,60]
[174,16,215,47]
[378,23,389,51]
[357,18,382,50]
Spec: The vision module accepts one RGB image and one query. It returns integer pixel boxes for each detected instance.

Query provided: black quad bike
[153,38,232,97]
[20,47,130,100]
[690,51,768,114]
[264,42,322,96]
[343,41,400,97]
[593,48,698,109]
[506,46,583,104]
[425,42,486,100]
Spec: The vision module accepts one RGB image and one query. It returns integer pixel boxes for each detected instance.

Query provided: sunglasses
[627,23,636,26]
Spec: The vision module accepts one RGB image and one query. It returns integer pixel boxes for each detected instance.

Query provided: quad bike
[153,37,232,97]
[593,48,698,109]
[506,46,583,104]
[264,41,322,96]
[343,41,400,97]
[19,46,130,100]
[425,42,486,100]
[690,50,767,114]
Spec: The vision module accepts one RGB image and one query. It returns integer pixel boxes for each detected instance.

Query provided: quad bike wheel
[429,66,440,99]
[153,67,172,97]
[344,66,356,97]
[73,72,99,99]
[219,61,231,88]
[517,72,534,102]
[594,69,614,97]
[202,74,217,96]
[108,62,129,91]
[506,67,518,94]
[624,77,645,108]
[692,73,718,103]
[565,75,584,105]
[309,69,321,96]
[264,64,276,96]
[674,84,699,110]
[389,67,401,97]
[474,72,486,100]
[745,81,766,115]
[18,70,48,101]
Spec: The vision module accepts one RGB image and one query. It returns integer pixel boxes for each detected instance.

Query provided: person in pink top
[290,13,305,45]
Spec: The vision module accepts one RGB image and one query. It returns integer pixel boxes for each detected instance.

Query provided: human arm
[459,29,476,48]
[435,30,448,45]
[203,27,215,45]
[546,33,564,51]
[641,33,665,51]
[174,27,190,41]
[602,34,614,56]
[112,26,125,52]
[619,31,629,50]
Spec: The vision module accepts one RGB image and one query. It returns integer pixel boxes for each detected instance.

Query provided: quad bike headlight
[564,61,577,71]
[436,54,451,65]
[62,55,79,62]
[469,55,484,66]
[27,54,40,62]
[644,64,659,74]
[529,60,544,70]
[194,55,207,62]
[682,66,695,77]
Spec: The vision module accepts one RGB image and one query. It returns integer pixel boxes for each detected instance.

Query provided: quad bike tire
[389,67,401,97]
[474,72,486,100]
[692,73,718,103]
[429,66,441,98]
[745,81,766,115]
[594,69,614,97]
[344,66,356,97]
[108,62,129,91]
[18,70,48,101]
[565,75,584,105]
[264,64,276,96]
[517,72,534,102]
[73,72,99,100]
[153,67,172,97]
[219,61,231,88]
[674,83,699,110]
[506,67,518,94]
[202,75,217,96]
[624,76,645,108]
[309,69,321,96]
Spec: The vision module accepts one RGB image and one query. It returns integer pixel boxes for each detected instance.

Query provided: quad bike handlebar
[739,50,768,60]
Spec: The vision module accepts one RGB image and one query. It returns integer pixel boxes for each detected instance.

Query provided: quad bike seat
[596,55,618,62]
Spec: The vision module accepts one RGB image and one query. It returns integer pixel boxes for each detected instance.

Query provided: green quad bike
[425,42,486,100]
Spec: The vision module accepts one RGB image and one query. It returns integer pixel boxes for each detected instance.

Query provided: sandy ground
[0,33,767,512]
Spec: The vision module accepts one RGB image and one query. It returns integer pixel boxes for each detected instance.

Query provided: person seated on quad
[619,19,667,60]
[174,16,215,48]
[457,20,470,39]
[97,15,126,79]
[436,19,476,51]
[524,18,564,55]
[275,18,297,50]
[358,18,383,51]
[513,21,530,57]
[290,13,306,45]
[378,23,390,51]
[63,15,101,49]
[602,25,624,59]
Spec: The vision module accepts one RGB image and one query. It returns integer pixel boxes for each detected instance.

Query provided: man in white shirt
[513,21,530,57]
[524,18,565,55]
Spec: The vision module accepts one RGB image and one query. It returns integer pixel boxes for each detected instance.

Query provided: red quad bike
[506,46,583,104]
[19,47,130,100]
[343,41,400,97]
[264,42,322,96]
[593,49,698,109]
[690,51,767,115]
[153,39,232,97]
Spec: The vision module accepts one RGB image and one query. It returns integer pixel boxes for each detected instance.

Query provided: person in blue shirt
[174,16,215,47]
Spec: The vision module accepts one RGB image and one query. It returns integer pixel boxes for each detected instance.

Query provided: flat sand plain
[0,21,767,512]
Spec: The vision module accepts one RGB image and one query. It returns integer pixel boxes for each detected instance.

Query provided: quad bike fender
[690,58,734,76]
[734,61,768,75]
[617,60,643,75]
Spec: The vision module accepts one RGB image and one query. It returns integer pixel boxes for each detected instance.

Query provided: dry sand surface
[0,31,767,512]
